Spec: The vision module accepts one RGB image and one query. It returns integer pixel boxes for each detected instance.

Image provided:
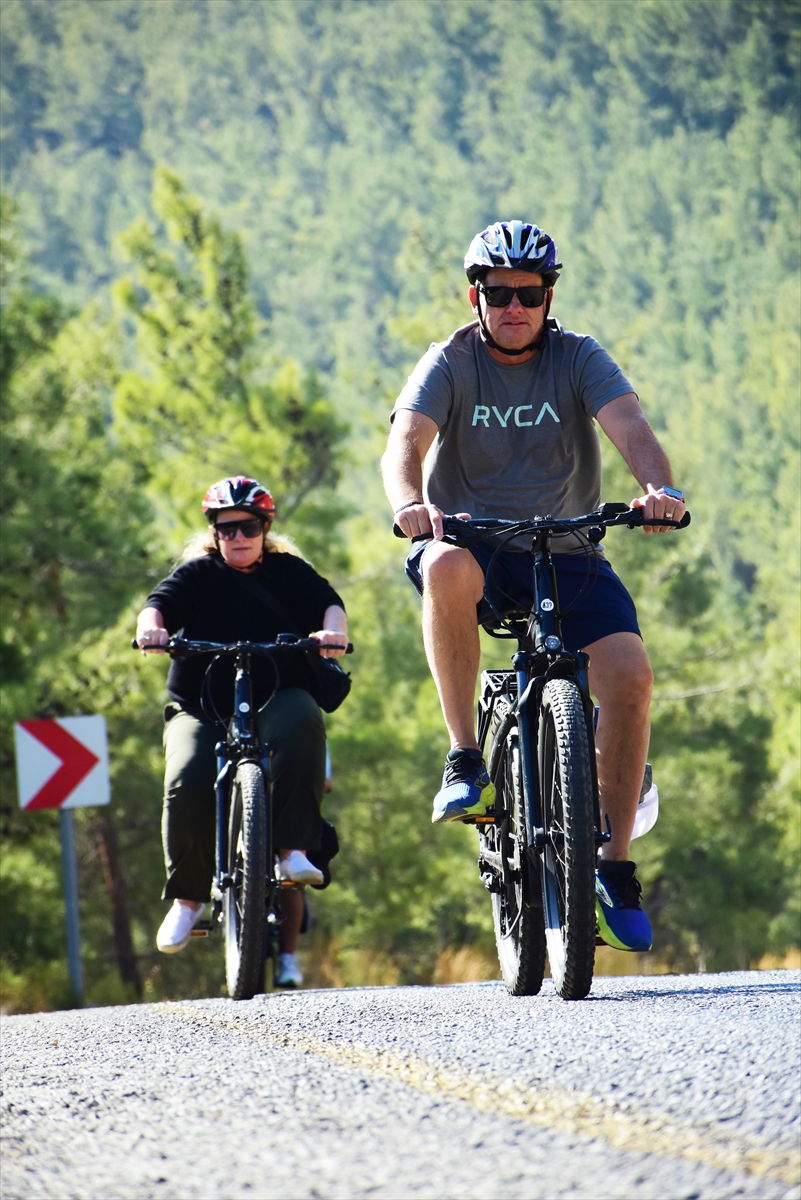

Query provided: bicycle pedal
[190,922,212,937]
[475,807,504,825]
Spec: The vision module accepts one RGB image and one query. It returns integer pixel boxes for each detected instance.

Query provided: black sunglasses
[215,517,265,540]
[478,283,547,308]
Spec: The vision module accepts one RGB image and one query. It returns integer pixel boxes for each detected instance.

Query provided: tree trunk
[95,812,143,1000]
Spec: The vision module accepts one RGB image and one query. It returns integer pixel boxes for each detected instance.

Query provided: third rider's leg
[276,886,304,954]
[421,543,486,750]
[257,689,326,985]
[584,632,654,862]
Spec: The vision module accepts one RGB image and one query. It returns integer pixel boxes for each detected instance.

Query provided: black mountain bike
[136,633,352,1000]
[401,502,689,1000]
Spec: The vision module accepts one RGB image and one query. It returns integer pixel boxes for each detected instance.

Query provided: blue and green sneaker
[595,861,652,952]
[432,749,496,824]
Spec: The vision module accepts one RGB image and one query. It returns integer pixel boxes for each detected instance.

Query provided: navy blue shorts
[405,541,640,652]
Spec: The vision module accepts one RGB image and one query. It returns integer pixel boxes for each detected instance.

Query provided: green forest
[1,0,798,1011]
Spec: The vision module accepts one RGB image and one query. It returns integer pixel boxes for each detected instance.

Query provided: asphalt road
[2,971,799,1200]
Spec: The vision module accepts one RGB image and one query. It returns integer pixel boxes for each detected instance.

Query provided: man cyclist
[381,220,686,954]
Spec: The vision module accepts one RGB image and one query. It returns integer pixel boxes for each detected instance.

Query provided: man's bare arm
[381,410,443,538]
[596,394,686,534]
[596,394,673,488]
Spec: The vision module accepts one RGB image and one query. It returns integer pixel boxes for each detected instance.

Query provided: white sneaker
[274,952,303,988]
[277,850,324,886]
[156,901,205,953]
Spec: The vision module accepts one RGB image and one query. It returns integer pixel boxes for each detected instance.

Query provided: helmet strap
[475,292,551,357]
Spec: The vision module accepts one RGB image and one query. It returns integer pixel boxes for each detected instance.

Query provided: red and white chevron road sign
[14,716,110,811]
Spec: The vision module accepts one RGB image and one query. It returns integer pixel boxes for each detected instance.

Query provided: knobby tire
[224,762,267,1000]
[486,697,546,995]
[538,679,596,1000]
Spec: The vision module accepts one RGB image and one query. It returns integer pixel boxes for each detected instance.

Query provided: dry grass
[756,949,801,971]
[299,939,800,992]
[592,946,674,976]
[433,946,500,985]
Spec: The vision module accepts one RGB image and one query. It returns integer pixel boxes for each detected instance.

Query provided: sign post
[14,716,111,1005]
[59,809,83,1000]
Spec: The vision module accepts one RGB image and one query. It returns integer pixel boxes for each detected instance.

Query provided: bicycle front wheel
[487,698,546,996]
[538,679,596,1000]
[224,762,267,1000]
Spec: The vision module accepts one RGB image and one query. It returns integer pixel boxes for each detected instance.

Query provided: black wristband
[393,499,424,515]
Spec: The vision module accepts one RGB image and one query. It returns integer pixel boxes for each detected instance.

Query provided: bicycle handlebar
[392,502,690,544]
[132,634,354,656]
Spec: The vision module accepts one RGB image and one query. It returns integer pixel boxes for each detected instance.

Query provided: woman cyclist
[135,476,348,988]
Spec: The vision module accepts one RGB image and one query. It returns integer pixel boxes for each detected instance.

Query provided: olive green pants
[161,688,326,902]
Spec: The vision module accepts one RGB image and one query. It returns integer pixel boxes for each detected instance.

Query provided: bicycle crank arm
[211,873,234,897]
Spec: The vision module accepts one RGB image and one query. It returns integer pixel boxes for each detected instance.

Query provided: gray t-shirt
[392,319,635,552]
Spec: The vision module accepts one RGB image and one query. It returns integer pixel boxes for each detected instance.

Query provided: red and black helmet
[202,476,276,523]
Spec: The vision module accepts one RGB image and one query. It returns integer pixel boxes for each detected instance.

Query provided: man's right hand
[395,504,474,541]
[394,501,445,540]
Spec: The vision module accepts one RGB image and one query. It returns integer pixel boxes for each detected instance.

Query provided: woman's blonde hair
[181,525,306,564]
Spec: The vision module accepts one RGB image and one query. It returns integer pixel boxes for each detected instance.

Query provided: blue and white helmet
[464,221,562,285]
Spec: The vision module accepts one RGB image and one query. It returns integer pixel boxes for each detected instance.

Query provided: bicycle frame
[134,632,342,929]
[468,504,688,849]
[409,503,690,997]
[211,645,276,920]
[478,527,604,851]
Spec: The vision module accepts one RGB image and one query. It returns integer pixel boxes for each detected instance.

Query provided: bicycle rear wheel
[486,698,546,995]
[538,679,596,1000]
[224,762,267,1000]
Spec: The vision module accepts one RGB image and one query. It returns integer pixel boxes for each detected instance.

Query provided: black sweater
[146,552,344,713]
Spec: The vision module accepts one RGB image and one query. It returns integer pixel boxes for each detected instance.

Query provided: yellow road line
[170,1004,798,1187]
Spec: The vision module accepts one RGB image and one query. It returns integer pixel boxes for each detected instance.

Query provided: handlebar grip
[132,637,170,652]
[392,522,433,544]
[628,508,691,529]
[306,640,354,654]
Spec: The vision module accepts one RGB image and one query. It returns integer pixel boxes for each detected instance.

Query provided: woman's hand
[311,629,349,658]
[136,606,169,654]
[312,605,348,657]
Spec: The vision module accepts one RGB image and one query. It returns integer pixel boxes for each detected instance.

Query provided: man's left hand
[631,484,686,535]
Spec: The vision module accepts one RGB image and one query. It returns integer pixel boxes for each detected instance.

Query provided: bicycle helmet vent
[202,476,276,522]
[464,220,562,284]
